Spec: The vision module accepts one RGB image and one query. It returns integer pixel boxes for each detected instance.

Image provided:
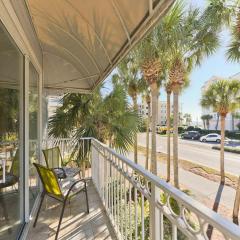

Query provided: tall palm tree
[164,3,220,188]
[201,79,240,183]
[165,82,172,182]
[215,113,220,130]
[204,0,240,62]
[136,33,163,175]
[201,115,207,129]
[205,114,213,130]
[227,6,240,62]
[142,89,151,170]
[112,56,145,164]
[183,113,192,126]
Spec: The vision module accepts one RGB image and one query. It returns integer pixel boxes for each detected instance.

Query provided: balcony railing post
[150,183,160,240]
[103,149,108,206]
[91,142,98,186]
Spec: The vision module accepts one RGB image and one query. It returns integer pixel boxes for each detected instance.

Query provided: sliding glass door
[29,62,39,211]
[0,21,24,239]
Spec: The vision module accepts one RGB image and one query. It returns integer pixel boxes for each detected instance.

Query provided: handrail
[44,137,240,239]
[91,137,240,239]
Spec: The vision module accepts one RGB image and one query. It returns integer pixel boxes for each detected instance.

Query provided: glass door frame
[0,1,44,238]
[24,56,43,223]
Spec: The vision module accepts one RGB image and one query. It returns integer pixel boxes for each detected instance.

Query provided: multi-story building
[139,100,174,126]
[201,73,240,130]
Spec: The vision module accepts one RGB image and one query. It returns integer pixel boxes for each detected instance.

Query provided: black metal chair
[0,149,19,228]
[33,163,89,240]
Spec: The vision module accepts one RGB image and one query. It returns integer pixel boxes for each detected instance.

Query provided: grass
[137,145,239,189]
[212,145,240,154]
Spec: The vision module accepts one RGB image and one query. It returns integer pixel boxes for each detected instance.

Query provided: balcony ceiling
[26,0,174,93]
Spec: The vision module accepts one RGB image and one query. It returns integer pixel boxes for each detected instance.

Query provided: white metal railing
[91,138,240,240]
[43,138,240,240]
[42,138,92,178]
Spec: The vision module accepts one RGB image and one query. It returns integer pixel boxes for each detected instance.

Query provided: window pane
[0,22,24,239]
[29,62,39,211]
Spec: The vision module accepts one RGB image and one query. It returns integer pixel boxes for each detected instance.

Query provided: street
[138,132,240,176]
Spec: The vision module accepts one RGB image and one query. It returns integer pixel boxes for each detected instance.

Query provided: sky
[103,0,240,123]
[180,0,240,122]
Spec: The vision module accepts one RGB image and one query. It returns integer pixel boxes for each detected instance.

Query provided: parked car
[200,133,221,143]
[181,131,201,140]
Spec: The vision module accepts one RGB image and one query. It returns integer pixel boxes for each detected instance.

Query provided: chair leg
[84,182,89,214]
[55,199,67,240]
[33,192,45,228]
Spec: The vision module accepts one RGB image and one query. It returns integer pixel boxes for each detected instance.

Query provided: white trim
[111,0,131,44]
[0,1,42,73]
[46,74,99,87]
[24,55,30,222]
[19,194,42,240]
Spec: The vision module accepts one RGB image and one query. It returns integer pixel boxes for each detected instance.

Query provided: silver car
[200,133,221,143]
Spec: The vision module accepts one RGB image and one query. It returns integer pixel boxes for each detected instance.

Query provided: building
[47,96,63,119]
[139,99,182,126]
[201,73,240,131]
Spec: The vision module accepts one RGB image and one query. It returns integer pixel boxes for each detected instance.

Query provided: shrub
[186,126,195,131]
[178,126,184,133]
[212,146,240,154]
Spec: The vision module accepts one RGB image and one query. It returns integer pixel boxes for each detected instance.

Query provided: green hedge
[212,146,240,154]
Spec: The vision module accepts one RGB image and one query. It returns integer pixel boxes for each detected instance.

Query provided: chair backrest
[33,163,62,198]
[42,147,63,169]
[10,148,19,177]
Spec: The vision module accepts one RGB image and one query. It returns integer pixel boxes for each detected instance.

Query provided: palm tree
[215,113,220,130]
[201,115,207,129]
[164,3,220,188]
[183,113,192,126]
[165,82,172,182]
[48,83,140,167]
[201,79,240,183]
[226,4,240,62]
[112,56,145,164]
[136,33,163,175]
[142,89,151,170]
[204,0,240,62]
[205,114,213,130]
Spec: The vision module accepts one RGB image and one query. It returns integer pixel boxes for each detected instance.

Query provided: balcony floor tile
[27,180,117,240]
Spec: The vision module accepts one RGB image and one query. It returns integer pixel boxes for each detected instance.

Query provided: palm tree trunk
[173,88,179,188]
[215,113,219,130]
[166,91,171,182]
[232,114,235,131]
[220,114,225,183]
[150,83,158,175]
[233,176,240,224]
[145,100,151,170]
[202,119,206,129]
[133,96,138,164]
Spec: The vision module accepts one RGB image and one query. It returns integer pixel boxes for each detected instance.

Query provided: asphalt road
[137,132,240,176]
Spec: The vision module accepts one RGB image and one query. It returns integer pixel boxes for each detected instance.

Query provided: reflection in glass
[29,62,39,211]
[0,23,23,238]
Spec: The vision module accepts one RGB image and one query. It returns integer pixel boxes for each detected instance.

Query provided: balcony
[26,138,240,240]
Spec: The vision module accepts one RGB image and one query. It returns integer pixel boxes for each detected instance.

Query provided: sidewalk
[127,152,237,222]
